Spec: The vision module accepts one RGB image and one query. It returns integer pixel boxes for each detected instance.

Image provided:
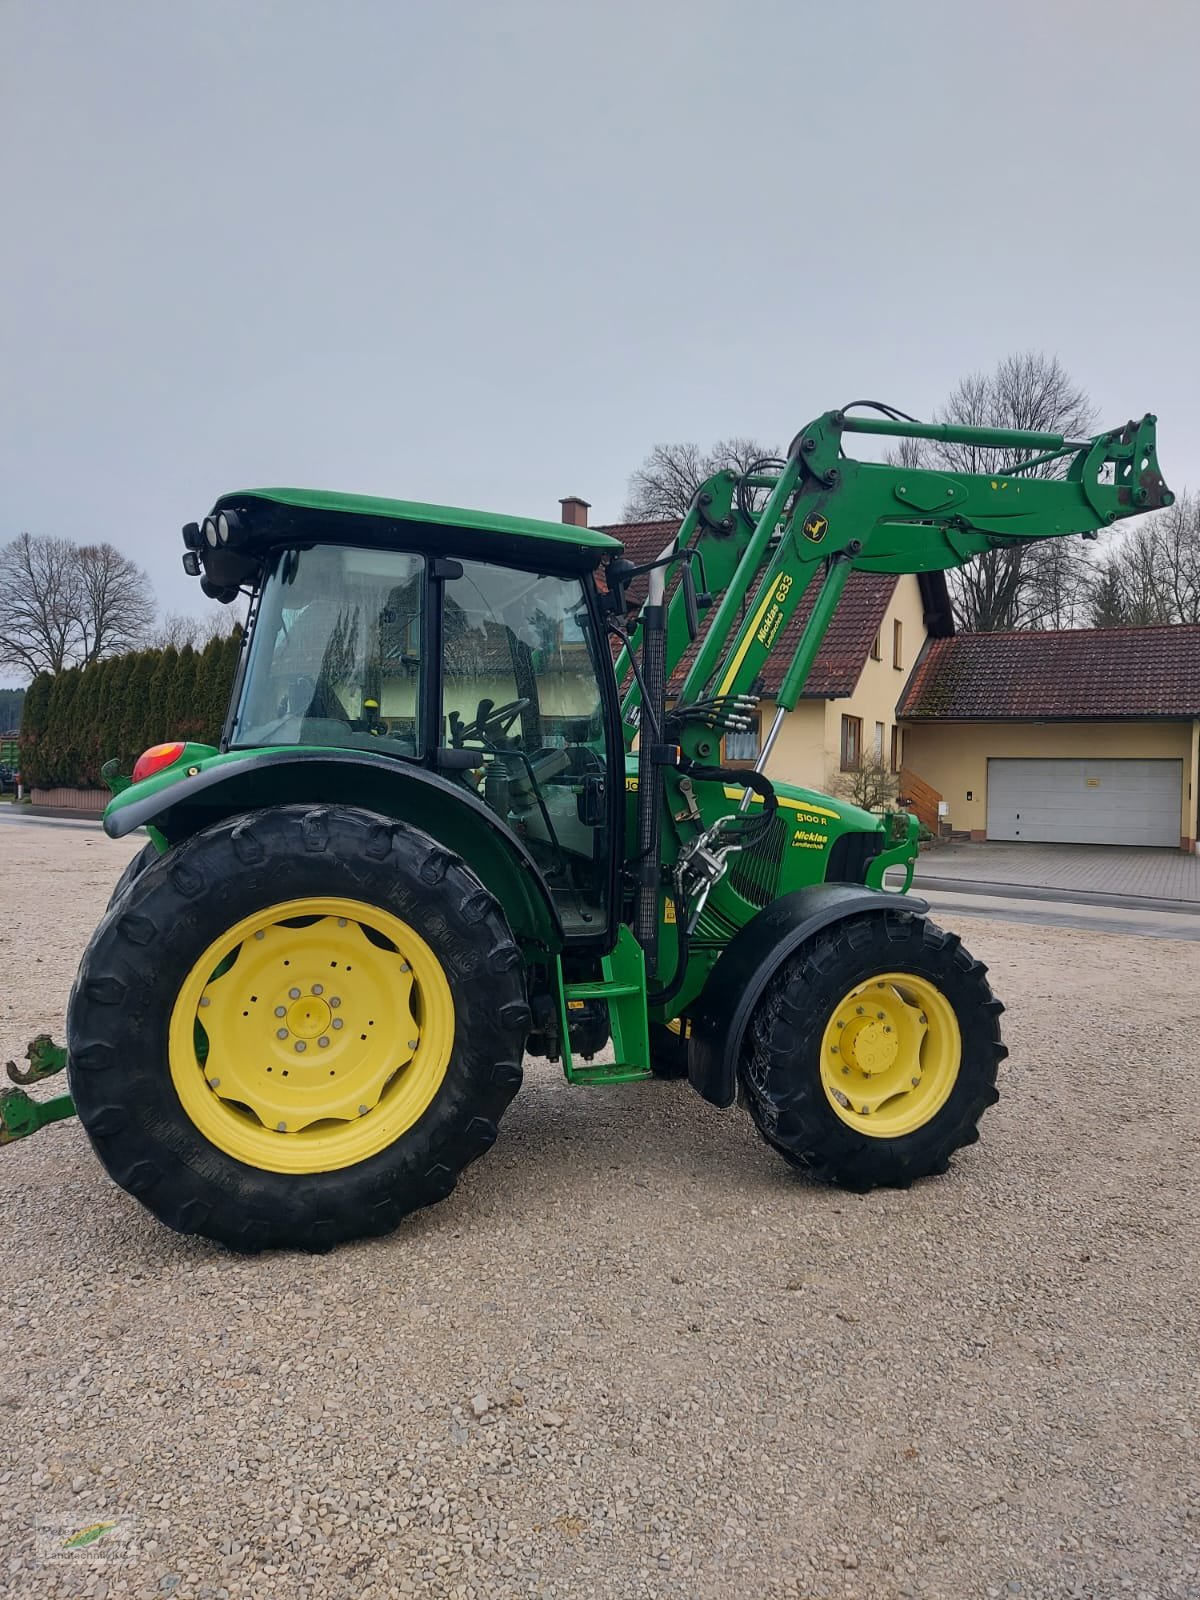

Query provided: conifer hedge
[19,630,242,789]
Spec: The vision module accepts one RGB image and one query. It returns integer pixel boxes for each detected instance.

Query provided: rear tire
[739,911,1004,1190]
[107,840,158,909]
[68,805,529,1251]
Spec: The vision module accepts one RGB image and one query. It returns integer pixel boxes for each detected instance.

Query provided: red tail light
[132,741,187,784]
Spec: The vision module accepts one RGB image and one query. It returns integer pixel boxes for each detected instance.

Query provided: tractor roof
[210,487,623,572]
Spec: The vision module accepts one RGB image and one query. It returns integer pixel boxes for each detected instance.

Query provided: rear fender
[688,885,929,1107]
[103,749,563,950]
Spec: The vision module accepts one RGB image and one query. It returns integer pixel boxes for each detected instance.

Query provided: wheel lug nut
[876,1011,884,1020]
[408,1039,419,1051]
[312,984,323,996]
[254,930,265,941]
[275,1006,287,1018]
[199,997,210,1008]
[332,1019,343,1031]
[856,1006,865,1015]
[277,1121,287,1132]
[318,1036,330,1048]
[358,1104,369,1117]
[208,1077,220,1089]
[295,1041,307,1053]
[289,987,301,1000]
[330,997,341,1009]
[276,1028,288,1039]
[919,1013,928,1024]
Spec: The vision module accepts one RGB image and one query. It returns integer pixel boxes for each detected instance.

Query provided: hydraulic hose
[632,544,673,972]
[648,760,778,1009]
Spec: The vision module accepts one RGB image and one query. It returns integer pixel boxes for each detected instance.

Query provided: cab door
[438,559,619,942]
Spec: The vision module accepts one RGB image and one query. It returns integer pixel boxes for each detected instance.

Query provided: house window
[870,629,882,661]
[890,725,903,773]
[724,714,761,763]
[893,619,904,669]
[874,721,885,761]
[840,715,862,771]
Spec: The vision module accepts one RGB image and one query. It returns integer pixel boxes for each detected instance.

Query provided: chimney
[559,496,591,529]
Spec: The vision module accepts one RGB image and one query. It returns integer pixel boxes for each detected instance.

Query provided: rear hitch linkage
[0,1035,75,1148]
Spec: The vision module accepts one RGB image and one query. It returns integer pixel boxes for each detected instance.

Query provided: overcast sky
[3,0,1198,668]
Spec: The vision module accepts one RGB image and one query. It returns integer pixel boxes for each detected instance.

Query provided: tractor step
[557,925,652,1086]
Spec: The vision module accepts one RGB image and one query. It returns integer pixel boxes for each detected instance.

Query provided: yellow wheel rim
[819,971,961,1139]
[168,896,454,1174]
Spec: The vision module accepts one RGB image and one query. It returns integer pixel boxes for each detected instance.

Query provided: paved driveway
[908,840,1200,902]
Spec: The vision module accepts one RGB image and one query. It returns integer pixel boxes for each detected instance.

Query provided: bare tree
[1088,563,1129,628]
[76,543,155,664]
[148,607,245,651]
[624,436,781,521]
[0,532,155,678]
[1088,491,1200,627]
[829,757,899,813]
[905,352,1097,631]
[1152,490,1200,623]
[0,534,81,676]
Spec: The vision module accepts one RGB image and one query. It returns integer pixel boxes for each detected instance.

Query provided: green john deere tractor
[1,406,1172,1251]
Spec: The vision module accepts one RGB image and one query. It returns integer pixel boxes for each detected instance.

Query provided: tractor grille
[826,828,884,884]
[727,815,788,909]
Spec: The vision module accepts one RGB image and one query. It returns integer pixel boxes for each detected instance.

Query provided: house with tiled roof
[561,497,1200,853]
[897,624,1200,851]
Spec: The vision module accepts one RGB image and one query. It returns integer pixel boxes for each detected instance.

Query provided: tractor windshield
[229,545,425,757]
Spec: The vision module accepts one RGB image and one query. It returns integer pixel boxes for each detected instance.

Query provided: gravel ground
[1,825,1197,1600]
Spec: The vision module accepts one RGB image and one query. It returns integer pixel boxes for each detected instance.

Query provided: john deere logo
[802,513,829,543]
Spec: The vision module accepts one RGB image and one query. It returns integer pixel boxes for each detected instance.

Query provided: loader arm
[618,410,1171,742]
[615,408,1172,983]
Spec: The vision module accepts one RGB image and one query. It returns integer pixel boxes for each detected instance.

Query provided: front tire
[739,911,1004,1190]
[68,805,529,1251]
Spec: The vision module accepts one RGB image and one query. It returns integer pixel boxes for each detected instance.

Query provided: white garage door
[986,758,1182,847]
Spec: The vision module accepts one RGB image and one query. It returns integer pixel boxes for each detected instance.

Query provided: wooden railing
[898,768,941,833]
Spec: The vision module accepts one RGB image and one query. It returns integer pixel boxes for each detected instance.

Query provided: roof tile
[898,624,1200,720]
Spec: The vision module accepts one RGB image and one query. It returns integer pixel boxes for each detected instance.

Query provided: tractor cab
[196,490,626,939]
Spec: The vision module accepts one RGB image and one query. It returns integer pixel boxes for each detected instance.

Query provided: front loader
[1,406,1172,1250]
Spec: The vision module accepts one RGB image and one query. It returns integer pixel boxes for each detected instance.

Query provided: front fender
[688,884,929,1108]
[104,748,563,950]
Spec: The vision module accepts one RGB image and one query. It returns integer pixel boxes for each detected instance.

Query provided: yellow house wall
[901,719,1199,846]
[757,699,827,786]
[822,574,927,787]
[751,574,928,791]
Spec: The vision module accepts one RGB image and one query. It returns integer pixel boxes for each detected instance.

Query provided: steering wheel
[455,696,531,745]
